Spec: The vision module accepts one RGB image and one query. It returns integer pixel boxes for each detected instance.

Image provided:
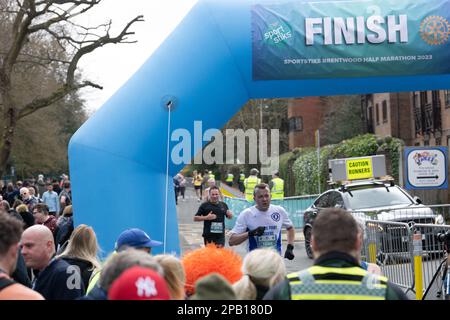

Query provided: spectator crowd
[0,173,408,300]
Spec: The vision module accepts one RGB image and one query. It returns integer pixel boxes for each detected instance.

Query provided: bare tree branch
[66,14,143,85]
[17,80,102,119]
[0,0,144,176]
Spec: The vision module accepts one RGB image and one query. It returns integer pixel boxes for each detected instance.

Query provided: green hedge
[292,134,404,196]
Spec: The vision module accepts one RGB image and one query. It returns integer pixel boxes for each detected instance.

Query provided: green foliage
[292,145,334,195]
[330,134,379,159]
[279,151,297,196]
[292,134,404,195]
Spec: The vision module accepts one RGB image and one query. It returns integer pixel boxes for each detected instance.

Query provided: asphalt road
[176,186,313,274]
[176,185,444,299]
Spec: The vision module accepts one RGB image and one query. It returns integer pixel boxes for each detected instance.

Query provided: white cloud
[77,0,198,113]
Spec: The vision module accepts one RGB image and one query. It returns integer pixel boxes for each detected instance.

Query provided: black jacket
[32,258,84,300]
[61,257,95,294]
[11,250,31,288]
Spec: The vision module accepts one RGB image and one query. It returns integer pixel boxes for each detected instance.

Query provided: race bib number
[257,234,277,249]
[210,222,223,234]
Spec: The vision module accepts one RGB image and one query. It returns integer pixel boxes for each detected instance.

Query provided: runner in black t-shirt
[194,186,233,247]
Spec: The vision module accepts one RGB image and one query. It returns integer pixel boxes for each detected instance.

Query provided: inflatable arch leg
[69,1,249,254]
[69,0,450,254]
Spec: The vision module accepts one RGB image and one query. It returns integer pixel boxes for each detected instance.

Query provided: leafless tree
[0,0,143,176]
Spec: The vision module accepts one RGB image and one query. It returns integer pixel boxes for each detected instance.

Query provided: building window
[413,92,422,135]
[445,90,450,108]
[432,90,442,131]
[436,137,442,146]
[376,103,380,125]
[382,100,388,123]
[367,106,374,133]
[424,140,429,146]
[288,117,303,132]
[420,91,428,104]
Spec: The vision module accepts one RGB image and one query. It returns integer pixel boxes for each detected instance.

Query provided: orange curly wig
[182,244,243,296]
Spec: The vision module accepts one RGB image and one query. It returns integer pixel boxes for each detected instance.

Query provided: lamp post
[259,99,269,129]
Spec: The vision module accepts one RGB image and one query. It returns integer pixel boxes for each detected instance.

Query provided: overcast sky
[78,0,198,113]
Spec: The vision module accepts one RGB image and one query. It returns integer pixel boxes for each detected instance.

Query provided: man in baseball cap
[115,228,163,253]
[108,266,170,300]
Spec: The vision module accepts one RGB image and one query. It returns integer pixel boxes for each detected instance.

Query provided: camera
[437,231,450,251]
[437,231,450,243]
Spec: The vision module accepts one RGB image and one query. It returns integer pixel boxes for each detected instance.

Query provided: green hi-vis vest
[287,265,388,300]
[271,177,284,199]
[209,174,215,180]
[244,176,261,201]
[226,174,234,182]
[239,173,245,182]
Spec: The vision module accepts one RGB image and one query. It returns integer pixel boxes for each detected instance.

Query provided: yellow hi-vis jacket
[287,265,388,300]
[225,174,234,182]
[244,176,261,202]
[194,174,203,186]
[271,177,284,199]
[239,173,245,182]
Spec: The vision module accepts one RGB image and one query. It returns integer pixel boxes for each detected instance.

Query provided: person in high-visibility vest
[243,168,261,202]
[208,171,215,181]
[263,208,408,300]
[238,171,245,193]
[225,172,234,187]
[269,171,284,200]
[193,170,203,202]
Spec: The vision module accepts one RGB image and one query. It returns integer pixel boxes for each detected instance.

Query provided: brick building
[362,90,450,203]
[288,97,328,149]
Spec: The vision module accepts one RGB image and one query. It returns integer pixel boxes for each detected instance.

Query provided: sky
[77,0,198,113]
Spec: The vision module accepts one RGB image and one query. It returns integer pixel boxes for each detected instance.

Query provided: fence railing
[223,194,318,229]
[360,218,450,299]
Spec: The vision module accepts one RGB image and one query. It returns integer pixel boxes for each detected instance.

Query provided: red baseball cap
[108,266,170,300]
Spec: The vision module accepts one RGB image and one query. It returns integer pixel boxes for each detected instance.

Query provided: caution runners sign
[346,157,373,180]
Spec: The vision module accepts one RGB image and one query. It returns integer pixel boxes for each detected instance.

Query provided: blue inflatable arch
[69,0,450,254]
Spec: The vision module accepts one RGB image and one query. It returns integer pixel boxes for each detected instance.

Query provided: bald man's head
[19,187,30,200]
[21,225,55,271]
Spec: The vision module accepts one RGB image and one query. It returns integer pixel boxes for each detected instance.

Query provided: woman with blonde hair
[233,248,286,300]
[56,224,101,293]
[154,254,186,300]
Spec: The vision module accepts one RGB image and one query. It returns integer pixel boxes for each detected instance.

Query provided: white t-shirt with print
[230,204,293,253]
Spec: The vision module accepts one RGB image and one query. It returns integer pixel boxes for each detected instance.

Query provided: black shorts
[203,235,225,246]
[194,185,201,190]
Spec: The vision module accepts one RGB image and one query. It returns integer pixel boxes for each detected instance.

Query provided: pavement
[176,185,444,299]
[176,185,312,274]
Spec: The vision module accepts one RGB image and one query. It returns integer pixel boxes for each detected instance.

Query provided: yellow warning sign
[346,157,373,180]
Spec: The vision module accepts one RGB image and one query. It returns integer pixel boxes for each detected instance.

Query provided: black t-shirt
[195,201,229,237]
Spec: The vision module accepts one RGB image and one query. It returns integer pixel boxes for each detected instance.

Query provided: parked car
[302,179,444,259]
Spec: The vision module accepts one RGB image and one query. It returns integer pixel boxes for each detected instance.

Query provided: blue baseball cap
[115,228,163,251]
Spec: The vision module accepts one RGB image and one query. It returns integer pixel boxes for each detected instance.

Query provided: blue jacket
[79,284,107,300]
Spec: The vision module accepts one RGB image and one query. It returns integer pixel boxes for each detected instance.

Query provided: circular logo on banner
[420,16,450,45]
[271,212,280,222]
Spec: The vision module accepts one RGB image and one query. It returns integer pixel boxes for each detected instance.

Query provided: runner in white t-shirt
[229,183,295,259]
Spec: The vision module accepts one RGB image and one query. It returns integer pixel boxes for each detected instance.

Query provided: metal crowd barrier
[410,223,450,299]
[359,216,450,299]
[362,220,415,292]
